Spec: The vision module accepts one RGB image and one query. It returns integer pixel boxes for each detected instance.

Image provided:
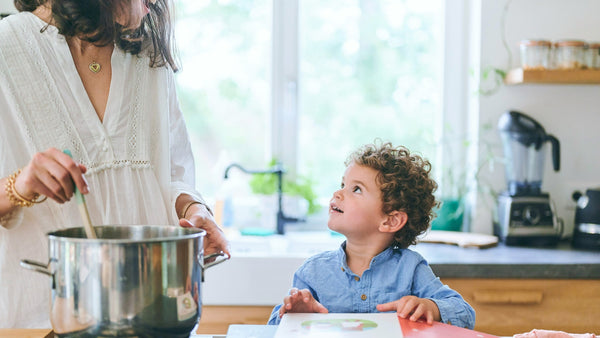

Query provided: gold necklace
[88,60,101,73]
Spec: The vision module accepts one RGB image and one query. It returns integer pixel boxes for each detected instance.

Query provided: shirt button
[361,294,367,301]
[341,267,345,272]
[354,276,360,281]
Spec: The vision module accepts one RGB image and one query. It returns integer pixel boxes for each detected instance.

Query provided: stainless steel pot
[21,225,228,337]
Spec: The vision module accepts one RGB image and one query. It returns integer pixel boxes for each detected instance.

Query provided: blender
[494,111,562,246]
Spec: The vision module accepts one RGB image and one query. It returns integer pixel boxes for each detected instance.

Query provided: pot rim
[47,225,206,244]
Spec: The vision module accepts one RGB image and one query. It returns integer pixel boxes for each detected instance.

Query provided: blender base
[503,235,559,247]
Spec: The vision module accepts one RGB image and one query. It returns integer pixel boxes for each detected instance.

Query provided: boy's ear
[380,210,408,233]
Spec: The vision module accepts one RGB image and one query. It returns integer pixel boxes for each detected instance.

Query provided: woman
[0,0,229,328]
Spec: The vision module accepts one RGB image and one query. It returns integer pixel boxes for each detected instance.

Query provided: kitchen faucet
[223,162,305,235]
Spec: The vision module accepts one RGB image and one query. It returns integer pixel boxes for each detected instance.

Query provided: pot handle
[20,259,53,277]
[203,251,230,270]
[201,252,230,282]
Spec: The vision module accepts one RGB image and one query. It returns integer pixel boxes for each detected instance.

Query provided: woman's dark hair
[14,0,179,71]
[346,141,439,249]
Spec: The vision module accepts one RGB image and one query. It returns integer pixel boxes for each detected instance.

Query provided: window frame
[270,0,300,175]
[270,0,477,189]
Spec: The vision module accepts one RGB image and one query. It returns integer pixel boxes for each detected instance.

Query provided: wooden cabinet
[442,278,600,336]
[196,279,600,336]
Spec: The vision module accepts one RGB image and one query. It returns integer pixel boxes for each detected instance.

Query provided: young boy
[267,142,475,328]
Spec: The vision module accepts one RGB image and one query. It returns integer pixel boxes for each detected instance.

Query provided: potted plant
[248,159,320,218]
[431,138,469,232]
[431,124,501,232]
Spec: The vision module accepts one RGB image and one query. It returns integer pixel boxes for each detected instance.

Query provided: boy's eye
[352,186,362,193]
[340,182,345,189]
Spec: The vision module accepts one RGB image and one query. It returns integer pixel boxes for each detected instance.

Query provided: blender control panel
[509,202,554,226]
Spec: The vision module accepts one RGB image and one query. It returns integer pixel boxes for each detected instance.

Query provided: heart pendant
[89,61,101,73]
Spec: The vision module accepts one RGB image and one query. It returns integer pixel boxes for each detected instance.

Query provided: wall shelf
[505,68,600,85]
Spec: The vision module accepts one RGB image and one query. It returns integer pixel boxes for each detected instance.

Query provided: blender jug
[498,111,560,196]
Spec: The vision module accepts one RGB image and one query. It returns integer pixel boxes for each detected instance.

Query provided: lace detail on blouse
[85,160,152,174]
[128,57,140,157]
[127,56,148,161]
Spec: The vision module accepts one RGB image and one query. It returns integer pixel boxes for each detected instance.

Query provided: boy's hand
[279,288,329,318]
[376,296,441,325]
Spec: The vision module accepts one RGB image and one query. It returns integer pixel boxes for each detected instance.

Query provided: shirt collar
[337,241,399,273]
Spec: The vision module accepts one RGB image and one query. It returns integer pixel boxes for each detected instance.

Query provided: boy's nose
[333,189,343,200]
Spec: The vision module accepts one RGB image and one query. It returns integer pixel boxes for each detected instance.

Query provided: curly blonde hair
[345,141,438,249]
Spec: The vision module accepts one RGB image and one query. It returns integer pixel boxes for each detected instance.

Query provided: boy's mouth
[330,203,344,213]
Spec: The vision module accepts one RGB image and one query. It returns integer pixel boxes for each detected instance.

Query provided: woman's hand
[15,148,88,204]
[278,288,329,318]
[376,295,441,325]
[179,202,230,257]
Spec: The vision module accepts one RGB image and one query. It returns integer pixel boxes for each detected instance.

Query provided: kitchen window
[174,0,473,223]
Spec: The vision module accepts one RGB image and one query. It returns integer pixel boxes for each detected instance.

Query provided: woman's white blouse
[0,12,204,328]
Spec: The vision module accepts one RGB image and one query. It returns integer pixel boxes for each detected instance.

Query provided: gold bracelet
[180,200,213,219]
[4,169,47,208]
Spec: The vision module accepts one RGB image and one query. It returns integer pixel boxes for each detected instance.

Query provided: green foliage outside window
[175,0,444,204]
[248,160,320,215]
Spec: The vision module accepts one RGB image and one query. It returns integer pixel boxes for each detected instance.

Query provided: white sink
[201,231,345,306]
[227,231,345,256]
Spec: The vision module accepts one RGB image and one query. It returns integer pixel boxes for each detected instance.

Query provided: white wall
[471,0,600,236]
[0,0,15,13]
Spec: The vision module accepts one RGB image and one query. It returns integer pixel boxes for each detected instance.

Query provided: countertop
[412,241,600,279]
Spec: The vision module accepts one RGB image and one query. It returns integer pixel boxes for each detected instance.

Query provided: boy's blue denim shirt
[268,242,475,329]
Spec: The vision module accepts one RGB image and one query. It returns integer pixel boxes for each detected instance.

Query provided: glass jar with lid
[519,40,551,70]
[554,40,587,69]
[587,43,600,69]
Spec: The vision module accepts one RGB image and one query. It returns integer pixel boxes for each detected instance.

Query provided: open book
[274,313,500,338]
[274,313,402,338]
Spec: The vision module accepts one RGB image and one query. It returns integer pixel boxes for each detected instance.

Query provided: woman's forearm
[176,193,229,256]
[175,194,212,220]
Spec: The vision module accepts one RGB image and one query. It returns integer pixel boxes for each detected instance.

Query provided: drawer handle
[473,290,543,304]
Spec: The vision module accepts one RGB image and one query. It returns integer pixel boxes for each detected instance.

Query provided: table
[0,329,53,338]
[0,321,503,338]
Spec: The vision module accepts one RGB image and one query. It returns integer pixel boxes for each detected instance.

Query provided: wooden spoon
[63,150,97,239]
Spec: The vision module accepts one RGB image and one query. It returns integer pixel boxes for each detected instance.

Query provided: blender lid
[498,110,547,149]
